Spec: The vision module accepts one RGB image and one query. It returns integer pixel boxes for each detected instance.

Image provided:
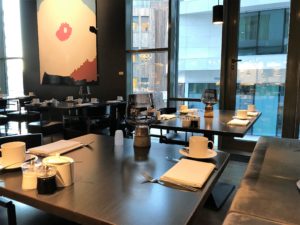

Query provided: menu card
[28,140,83,156]
[160,158,215,188]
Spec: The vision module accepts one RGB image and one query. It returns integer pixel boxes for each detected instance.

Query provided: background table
[151,110,261,141]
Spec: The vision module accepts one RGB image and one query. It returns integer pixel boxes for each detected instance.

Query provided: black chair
[125,93,154,137]
[0,99,8,115]
[0,133,42,225]
[7,97,40,134]
[155,107,202,145]
[0,114,8,136]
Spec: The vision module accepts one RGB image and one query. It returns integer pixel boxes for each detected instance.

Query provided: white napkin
[160,114,176,120]
[76,103,93,107]
[160,158,215,188]
[227,119,250,126]
[247,111,259,117]
[28,140,83,156]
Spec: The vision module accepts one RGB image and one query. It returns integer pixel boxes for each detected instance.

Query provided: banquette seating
[223,137,300,225]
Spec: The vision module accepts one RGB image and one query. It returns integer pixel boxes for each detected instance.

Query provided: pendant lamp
[212,0,223,24]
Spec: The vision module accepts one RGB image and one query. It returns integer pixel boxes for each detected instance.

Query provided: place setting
[0,141,38,173]
[179,136,217,159]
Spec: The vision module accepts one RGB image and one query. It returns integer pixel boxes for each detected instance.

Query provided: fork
[141,172,198,192]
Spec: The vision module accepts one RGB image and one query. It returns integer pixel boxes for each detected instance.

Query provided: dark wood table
[0,134,229,225]
[151,110,261,141]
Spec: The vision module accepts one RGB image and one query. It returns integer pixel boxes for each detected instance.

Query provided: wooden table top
[151,110,261,138]
[0,134,229,225]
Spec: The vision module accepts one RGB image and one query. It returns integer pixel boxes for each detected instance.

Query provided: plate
[0,154,38,170]
[179,148,217,159]
[232,116,249,120]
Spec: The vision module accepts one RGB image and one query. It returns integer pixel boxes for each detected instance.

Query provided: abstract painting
[37,0,98,85]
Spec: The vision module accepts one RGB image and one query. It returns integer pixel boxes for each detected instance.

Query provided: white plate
[0,154,38,170]
[179,148,217,159]
[232,116,250,120]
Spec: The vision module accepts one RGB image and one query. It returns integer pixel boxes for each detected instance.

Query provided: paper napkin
[227,119,250,126]
[160,114,176,120]
[160,158,215,188]
[247,111,259,117]
[28,140,83,156]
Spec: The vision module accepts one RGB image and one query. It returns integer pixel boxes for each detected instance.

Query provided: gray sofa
[223,137,300,225]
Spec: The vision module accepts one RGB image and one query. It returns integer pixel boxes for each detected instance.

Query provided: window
[0,0,24,96]
[170,0,222,108]
[0,0,24,95]
[126,0,169,109]
[235,1,290,139]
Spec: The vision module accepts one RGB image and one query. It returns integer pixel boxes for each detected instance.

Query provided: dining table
[151,109,261,141]
[0,134,230,225]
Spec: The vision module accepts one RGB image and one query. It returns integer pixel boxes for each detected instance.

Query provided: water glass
[114,130,124,146]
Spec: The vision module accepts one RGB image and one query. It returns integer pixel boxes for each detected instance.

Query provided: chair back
[0,99,7,113]
[0,133,43,149]
[126,93,154,119]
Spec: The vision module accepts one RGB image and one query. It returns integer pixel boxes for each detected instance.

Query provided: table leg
[0,199,17,225]
[205,182,235,210]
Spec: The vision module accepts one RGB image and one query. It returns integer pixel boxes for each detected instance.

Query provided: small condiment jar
[36,165,57,195]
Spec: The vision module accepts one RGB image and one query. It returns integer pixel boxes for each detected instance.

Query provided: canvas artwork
[37,0,98,85]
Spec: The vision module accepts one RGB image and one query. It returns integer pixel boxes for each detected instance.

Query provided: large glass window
[0,0,24,96]
[127,0,169,109]
[235,0,290,139]
[171,0,222,109]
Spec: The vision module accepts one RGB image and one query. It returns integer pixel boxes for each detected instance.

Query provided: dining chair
[0,114,8,136]
[0,133,43,225]
[0,99,8,115]
[125,93,154,137]
[7,97,40,134]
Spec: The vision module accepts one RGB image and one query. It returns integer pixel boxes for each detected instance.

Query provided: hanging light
[212,0,223,24]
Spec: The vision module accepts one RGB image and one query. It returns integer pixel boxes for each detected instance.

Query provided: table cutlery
[141,172,198,192]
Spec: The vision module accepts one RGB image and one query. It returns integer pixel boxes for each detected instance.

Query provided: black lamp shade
[212,5,223,24]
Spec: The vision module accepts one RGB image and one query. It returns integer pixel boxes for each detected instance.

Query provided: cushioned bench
[223,137,300,225]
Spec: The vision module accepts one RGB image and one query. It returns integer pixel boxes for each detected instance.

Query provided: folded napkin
[160,158,215,188]
[247,111,259,117]
[77,103,93,107]
[160,114,176,120]
[28,140,83,156]
[227,119,250,126]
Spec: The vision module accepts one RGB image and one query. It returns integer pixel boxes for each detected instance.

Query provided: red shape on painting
[56,22,72,41]
[70,58,97,82]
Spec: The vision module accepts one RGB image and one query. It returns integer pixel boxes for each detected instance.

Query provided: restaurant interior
[0,0,299,225]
